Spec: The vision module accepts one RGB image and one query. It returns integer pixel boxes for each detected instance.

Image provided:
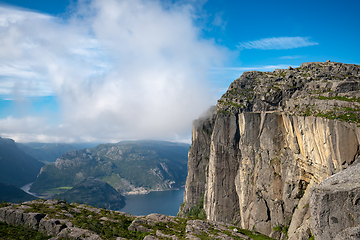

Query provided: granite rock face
[179,61,360,239]
[311,163,360,240]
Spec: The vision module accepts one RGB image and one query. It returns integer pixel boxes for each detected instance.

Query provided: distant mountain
[0,182,36,203]
[17,143,78,163]
[58,177,126,210]
[17,142,101,163]
[30,140,189,195]
[0,137,44,187]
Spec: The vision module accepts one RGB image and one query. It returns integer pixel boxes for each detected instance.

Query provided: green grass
[227,226,275,240]
[317,95,360,103]
[184,193,206,219]
[0,221,51,240]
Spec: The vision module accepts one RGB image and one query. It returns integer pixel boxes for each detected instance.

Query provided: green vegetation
[30,141,189,195]
[227,226,275,240]
[57,177,125,210]
[272,223,289,238]
[0,221,51,240]
[317,95,360,103]
[217,110,233,116]
[315,110,360,123]
[194,231,210,239]
[185,193,206,219]
[1,199,277,240]
[0,200,10,208]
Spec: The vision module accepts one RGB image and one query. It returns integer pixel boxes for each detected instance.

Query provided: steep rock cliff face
[179,61,360,239]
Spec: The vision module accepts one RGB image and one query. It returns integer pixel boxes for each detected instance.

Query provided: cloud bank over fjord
[0,0,228,143]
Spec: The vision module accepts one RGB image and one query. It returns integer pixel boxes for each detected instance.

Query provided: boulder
[311,163,360,239]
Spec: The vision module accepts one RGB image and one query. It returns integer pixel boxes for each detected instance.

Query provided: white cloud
[238,37,318,50]
[0,0,227,143]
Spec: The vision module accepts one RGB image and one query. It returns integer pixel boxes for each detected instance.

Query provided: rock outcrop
[0,200,101,239]
[311,162,360,240]
[179,61,360,239]
[0,199,274,239]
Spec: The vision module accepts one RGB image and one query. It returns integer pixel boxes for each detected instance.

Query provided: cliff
[179,61,360,239]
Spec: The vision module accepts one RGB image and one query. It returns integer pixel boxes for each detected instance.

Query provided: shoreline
[20,182,40,198]
[124,187,182,196]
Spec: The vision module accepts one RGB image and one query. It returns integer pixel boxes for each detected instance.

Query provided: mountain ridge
[30,140,189,195]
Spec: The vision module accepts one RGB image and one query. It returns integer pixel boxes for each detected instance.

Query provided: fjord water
[120,188,185,216]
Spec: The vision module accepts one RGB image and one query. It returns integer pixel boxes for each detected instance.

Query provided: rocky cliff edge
[179,61,360,240]
[0,199,275,239]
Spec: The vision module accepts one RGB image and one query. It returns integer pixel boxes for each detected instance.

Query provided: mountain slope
[30,140,189,195]
[17,143,78,163]
[58,177,125,210]
[0,137,44,187]
[0,182,36,203]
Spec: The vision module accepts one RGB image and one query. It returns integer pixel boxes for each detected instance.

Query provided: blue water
[119,188,185,216]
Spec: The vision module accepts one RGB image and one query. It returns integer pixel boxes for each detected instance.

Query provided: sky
[0,0,359,143]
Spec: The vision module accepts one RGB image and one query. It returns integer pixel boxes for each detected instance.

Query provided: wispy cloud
[238,37,318,50]
[279,55,305,60]
[211,64,295,73]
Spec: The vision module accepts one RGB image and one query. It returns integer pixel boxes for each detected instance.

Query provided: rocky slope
[0,199,275,239]
[179,61,360,240]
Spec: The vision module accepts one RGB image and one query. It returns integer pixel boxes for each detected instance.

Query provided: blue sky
[0,0,359,143]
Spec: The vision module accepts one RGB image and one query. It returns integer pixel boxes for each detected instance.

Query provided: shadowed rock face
[0,137,44,187]
[179,61,360,239]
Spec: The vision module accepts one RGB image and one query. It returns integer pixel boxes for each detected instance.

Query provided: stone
[38,218,69,236]
[143,236,159,240]
[156,230,178,239]
[128,218,153,232]
[311,163,360,240]
[335,227,360,240]
[58,227,101,240]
